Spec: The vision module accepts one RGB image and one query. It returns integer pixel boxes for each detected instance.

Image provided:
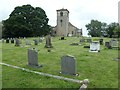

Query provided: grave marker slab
[89,42,100,52]
[28,48,42,68]
[15,39,20,46]
[61,55,77,75]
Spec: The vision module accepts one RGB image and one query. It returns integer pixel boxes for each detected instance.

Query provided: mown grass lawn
[1,37,118,89]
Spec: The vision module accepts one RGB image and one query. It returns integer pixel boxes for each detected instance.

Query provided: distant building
[52,8,82,36]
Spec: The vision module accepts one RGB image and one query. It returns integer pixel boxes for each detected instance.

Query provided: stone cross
[61,55,77,75]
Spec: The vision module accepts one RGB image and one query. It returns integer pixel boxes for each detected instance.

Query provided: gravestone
[61,55,77,75]
[15,39,20,46]
[39,37,43,43]
[99,39,103,45]
[28,48,42,68]
[59,36,65,40]
[6,39,9,43]
[110,39,118,48]
[2,39,4,43]
[11,39,14,44]
[25,40,31,45]
[45,35,53,48]
[89,42,100,52]
[33,39,38,45]
[105,42,111,49]
[86,39,92,43]
[80,38,85,43]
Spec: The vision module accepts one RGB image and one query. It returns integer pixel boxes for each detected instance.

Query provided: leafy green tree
[113,24,120,38]
[2,4,50,38]
[106,22,119,38]
[85,20,107,37]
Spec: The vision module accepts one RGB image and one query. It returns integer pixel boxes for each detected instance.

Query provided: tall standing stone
[105,42,111,49]
[45,35,53,48]
[61,55,77,75]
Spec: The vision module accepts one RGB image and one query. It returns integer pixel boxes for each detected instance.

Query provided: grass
[1,36,118,88]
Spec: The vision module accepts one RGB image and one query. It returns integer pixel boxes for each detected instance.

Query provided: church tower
[56,9,69,36]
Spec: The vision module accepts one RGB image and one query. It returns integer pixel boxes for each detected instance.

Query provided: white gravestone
[89,42,100,52]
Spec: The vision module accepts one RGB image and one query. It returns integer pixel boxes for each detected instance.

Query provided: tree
[85,20,107,37]
[113,24,120,38]
[2,4,51,38]
[106,22,119,38]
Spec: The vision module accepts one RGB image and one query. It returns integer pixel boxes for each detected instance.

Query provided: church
[52,8,82,37]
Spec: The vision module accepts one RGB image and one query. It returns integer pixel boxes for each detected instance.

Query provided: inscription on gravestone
[61,55,77,75]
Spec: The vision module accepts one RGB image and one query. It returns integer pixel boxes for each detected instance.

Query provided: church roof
[56,8,69,13]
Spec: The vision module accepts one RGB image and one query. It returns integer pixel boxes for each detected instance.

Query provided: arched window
[60,19,63,27]
[60,12,63,16]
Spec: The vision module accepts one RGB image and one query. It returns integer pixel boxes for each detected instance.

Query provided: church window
[60,12,63,16]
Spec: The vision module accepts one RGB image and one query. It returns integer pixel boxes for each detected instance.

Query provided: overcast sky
[0,0,119,36]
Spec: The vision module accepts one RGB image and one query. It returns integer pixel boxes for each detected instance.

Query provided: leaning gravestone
[61,55,77,75]
[15,39,20,46]
[45,35,53,48]
[28,48,42,68]
[89,41,100,52]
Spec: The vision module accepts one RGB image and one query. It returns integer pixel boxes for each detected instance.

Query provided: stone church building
[52,8,82,37]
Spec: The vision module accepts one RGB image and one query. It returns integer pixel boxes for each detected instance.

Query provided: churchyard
[1,36,119,88]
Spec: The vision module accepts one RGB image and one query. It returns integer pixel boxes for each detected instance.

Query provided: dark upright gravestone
[105,42,111,49]
[99,39,103,45]
[61,55,77,75]
[45,35,53,48]
[11,39,14,44]
[15,39,20,46]
[28,48,42,68]
[6,39,9,43]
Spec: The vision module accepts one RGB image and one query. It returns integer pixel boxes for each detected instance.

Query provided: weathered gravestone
[61,55,77,75]
[28,48,42,68]
[39,37,43,43]
[86,38,92,43]
[80,38,85,43]
[25,40,31,45]
[105,42,111,49]
[110,39,118,48]
[33,39,38,45]
[11,39,14,44]
[15,39,20,46]
[6,39,9,43]
[89,42,100,52]
[45,35,53,48]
